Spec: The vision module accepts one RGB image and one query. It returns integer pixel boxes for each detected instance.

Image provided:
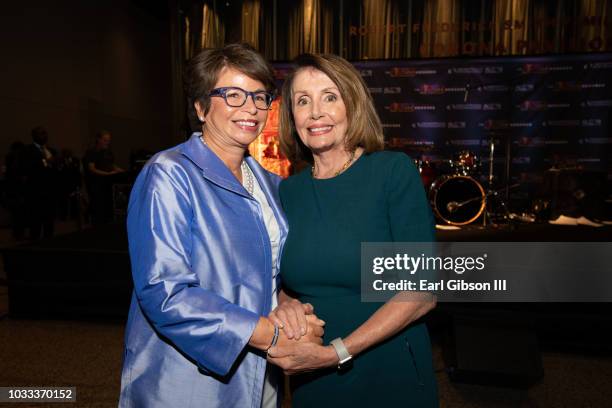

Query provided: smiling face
[291,68,348,155]
[196,67,268,150]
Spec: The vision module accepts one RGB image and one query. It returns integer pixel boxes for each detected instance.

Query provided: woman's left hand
[269,298,317,340]
[266,342,338,375]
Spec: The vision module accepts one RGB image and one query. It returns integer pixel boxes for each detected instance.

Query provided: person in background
[83,130,124,225]
[56,148,81,220]
[267,53,439,407]
[20,127,57,240]
[118,43,324,408]
[4,141,26,240]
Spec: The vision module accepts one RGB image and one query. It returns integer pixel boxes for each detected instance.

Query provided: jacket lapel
[180,133,251,199]
[180,133,288,238]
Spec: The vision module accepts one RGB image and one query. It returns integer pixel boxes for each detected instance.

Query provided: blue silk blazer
[119,133,288,408]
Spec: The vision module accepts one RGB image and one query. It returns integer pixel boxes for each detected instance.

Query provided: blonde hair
[279,54,384,164]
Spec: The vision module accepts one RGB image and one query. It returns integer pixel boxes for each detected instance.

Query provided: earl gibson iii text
[371,253,507,293]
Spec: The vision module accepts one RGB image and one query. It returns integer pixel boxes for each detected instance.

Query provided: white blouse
[242,161,280,408]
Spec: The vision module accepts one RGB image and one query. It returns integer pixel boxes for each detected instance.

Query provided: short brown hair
[279,54,384,164]
[184,43,276,131]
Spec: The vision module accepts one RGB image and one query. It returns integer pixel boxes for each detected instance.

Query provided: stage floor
[436,222,611,242]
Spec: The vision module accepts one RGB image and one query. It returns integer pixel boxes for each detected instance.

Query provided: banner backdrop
[272,53,611,215]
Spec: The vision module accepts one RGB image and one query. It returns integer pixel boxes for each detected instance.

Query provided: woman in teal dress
[265,53,439,407]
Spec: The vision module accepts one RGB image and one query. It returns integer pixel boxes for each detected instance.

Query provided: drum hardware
[507,212,536,223]
[429,177,520,226]
[430,79,503,227]
[428,130,515,226]
[531,199,550,219]
[443,78,525,227]
[430,175,486,226]
[449,150,480,176]
[480,131,515,227]
[415,159,437,190]
[482,183,521,226]
[447,195,486,214]
[427,138,512,226]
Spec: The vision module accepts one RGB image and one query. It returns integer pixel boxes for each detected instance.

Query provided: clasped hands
[266,299,338,375]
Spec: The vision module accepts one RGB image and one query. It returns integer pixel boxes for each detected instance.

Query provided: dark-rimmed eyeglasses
[209,87,274,110]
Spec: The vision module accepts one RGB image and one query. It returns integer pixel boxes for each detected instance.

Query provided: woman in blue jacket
[118,43,323,408]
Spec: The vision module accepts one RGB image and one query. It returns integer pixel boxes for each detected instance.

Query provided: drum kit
[417,147,516,227]
[413,79,534,227]
[418,151,485,226]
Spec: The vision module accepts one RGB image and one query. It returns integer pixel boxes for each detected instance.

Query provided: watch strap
[330,337,352,369]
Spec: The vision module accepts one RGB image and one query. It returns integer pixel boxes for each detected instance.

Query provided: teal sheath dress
[279,151,439,408]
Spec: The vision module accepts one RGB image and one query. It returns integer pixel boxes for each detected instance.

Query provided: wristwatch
[330,337,353,370]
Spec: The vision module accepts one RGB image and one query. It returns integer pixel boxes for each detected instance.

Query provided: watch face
[337,357,353,371]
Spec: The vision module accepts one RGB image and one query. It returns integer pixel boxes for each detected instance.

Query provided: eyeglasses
[209,87,274,110]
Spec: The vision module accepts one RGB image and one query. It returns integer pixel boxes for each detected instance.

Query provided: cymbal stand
[482,132,512,227]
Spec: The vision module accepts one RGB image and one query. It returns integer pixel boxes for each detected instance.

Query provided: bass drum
[429,175,486,226]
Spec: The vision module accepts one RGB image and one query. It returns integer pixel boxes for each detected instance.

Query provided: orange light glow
[249,99,292,178]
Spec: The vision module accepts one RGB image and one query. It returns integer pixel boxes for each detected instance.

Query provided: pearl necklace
[241,160,254,196]
[311,150,356,178]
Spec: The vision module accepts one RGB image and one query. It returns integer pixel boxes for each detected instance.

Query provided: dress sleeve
[127,162,260,377]
[385,153,436,242]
